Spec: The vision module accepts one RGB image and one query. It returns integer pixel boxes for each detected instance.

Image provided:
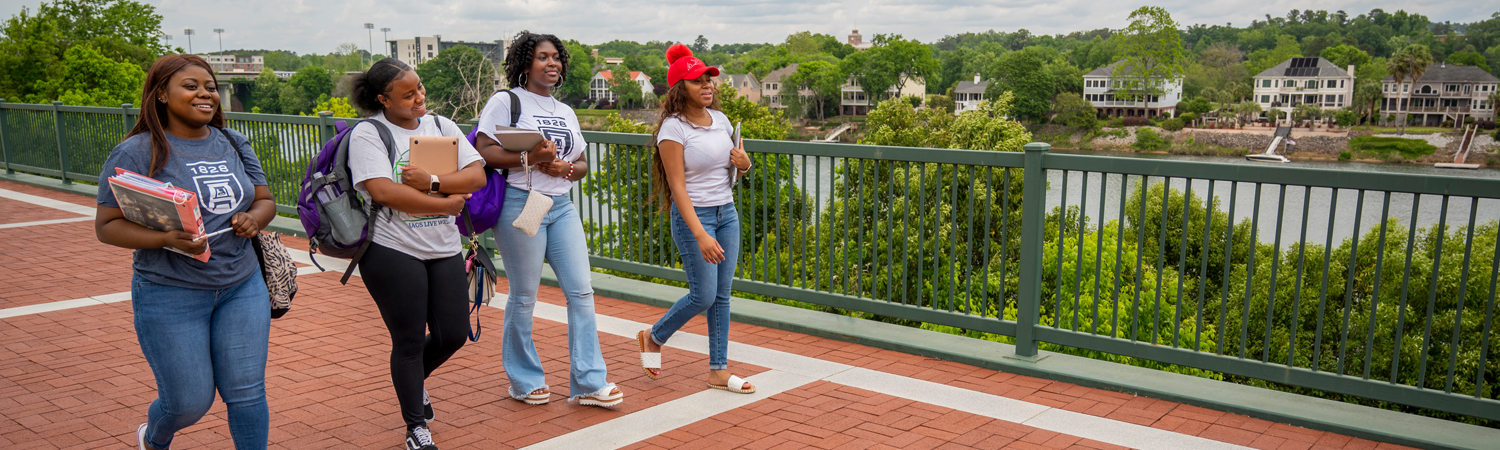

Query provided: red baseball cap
[666,44,718,88]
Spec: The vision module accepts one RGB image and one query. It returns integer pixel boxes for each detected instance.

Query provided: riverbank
[1031,124,1500,168]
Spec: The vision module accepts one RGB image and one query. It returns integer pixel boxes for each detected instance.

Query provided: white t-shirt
[656,110,735,207]
[348,112,484,260]
[476,89,586,196]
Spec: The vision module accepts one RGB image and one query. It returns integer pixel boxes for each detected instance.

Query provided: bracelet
[566,162,575,180]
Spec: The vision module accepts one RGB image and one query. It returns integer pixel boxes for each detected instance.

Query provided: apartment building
[1251,57,1355,111]
[1082,61,1182,118]
[1381,63,1499,125]
[388,36,443,67]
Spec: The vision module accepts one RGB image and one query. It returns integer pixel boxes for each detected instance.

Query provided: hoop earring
[520,73,528,88]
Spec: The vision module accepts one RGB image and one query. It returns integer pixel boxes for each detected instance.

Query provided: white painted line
[0,291,131,319]
[524,370,815,450]
[500,297,1248,450]
[0,216,92,229]
[0,188,95,216]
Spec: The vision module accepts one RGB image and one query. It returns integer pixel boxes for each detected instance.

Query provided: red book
[108,168,210,263]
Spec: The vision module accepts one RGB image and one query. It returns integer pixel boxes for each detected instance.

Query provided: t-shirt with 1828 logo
[475,88,587,197]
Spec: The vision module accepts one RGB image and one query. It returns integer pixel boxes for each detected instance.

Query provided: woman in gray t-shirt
[95,55,277,450]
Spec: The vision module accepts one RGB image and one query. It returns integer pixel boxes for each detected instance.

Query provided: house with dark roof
[722,73,762,104]
[1251,57,1355,113]
[954,74,991,113]
[1381,64,1499,126]
[1081,61,1183,118]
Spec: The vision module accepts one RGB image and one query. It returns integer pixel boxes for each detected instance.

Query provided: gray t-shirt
[96,127,268,290]
[348,112,484,260]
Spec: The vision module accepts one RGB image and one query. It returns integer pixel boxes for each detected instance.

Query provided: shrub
[1387,114,1396,123]
[1442,119,1455,127]
[1160,118,1185,131]
[1105,117,1125,128]
[1179,112,1198,123]
[1464,116,1476,125]
[1123,116,1148,126]
[1349,136,1438,159]
[1476,120,1496,130]
[1334,109,1358,127]
[1052,93,1098,130]
[1133,128,1168,151]
[1338,151,1352,161]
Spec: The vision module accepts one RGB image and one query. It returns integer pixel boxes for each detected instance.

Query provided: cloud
[0,0,1490,55]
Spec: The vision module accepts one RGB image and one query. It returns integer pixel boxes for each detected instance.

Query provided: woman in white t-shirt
[346,58,487,450]
[474,31,622,408]
[635,44,755,394]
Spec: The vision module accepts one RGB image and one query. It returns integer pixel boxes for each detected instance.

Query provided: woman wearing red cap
[636,44,755,394]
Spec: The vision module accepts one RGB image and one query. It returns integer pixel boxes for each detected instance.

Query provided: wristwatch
[429,174,441,193]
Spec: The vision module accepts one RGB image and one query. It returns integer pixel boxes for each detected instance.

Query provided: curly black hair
[504,31,570,90]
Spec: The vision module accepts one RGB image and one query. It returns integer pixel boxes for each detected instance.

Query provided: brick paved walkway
[0,180,1419,450]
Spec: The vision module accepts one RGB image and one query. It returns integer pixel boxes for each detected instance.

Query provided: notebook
[492,126,546,152]
[408,136,459,175]
[108,168,210,262]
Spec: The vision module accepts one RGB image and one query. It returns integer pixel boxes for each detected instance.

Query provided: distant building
[841,74,925,116]
[1251,57,1354,112]
[1082,61,1182,118]
[202,54,264,74]
[590,70,652,104]
[760,64,813,109]
[721,73,762,104]
[1381,63,1499,126]
[387,36,508,90]
[954,74,991,113]
[847,30,873,51]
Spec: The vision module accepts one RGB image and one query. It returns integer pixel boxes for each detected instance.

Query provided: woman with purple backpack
[345,58,488,450]
[474,31,623,408]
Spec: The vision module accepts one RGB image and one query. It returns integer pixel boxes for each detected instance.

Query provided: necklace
[530,90,558,115]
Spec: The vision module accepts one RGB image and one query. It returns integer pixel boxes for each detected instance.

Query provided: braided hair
[504,31,570,89]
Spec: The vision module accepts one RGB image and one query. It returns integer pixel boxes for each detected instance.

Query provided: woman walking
[94,54,277,449]
[474,31,622,407]
[346,58,488,450]
[636,44,755,394]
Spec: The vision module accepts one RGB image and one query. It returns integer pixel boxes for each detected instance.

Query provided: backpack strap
[499,89,521,177]
[338,119,397,285]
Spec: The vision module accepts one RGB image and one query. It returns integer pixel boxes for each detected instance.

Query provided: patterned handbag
[250,232,299,318]
[511,153,552,237]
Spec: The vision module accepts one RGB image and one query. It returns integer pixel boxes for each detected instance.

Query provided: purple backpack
[297,119,396,284]
[458,89,522,236]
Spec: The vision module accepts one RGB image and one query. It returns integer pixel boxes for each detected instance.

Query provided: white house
[590,70,652,104]
[1381,63,1499,126]
[841,75,925,116]
[761,64,812,109]
[953,74,991,113]
[1251,57,1355,112]
[1082,61,1183,118]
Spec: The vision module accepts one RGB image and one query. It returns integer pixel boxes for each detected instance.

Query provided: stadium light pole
[364,23,375,67]
[213,28,224,54]
[381,27,391,61]
[184,29,194,54]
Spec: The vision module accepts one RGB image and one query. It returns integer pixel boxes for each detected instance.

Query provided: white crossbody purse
[511,152,552,237]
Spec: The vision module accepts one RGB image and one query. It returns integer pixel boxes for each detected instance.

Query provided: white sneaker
[136,423,149,450]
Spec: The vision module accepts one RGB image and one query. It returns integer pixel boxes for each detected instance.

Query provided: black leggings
[361,242,470,429]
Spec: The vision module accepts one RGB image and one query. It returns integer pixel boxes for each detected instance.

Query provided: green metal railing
[2,102,1496,423]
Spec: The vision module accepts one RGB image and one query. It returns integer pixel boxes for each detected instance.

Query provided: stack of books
[108,168,210,262]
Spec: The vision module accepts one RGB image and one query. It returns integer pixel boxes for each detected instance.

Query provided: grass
[1352,125,1457,134]
[575,109,618,117]
[1349,136,1437,159]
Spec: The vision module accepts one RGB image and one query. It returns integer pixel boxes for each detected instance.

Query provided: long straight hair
[648,76,724,211]
[128,54,225,176]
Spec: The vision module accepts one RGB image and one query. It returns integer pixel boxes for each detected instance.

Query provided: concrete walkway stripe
[0,187,95,216]
[497,297,1253,450]
[0,291,130,319]
[0,216,92,229]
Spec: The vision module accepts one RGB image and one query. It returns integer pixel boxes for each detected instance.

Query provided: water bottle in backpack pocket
[297,119,398,284]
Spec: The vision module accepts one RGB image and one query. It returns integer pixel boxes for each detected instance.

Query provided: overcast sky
[1,0,1494,55]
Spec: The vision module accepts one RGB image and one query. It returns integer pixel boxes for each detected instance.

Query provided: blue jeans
[495,188,612,399]
[650,203,740,370]
[132,273,270,450]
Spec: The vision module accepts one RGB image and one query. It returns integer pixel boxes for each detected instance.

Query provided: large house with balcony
[1381,64,1499,126]
[953,74,991,113]
[761,64,815,110]
[589,70,652,104]
[841,75,925,116]
[1082,61,1182,118]
[1251,57,1355,114]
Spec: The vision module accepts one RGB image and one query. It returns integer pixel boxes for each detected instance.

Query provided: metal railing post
[52,101,70,184]
[316,111,335,144]
[1012,142,1050,360]
[0,98,11,175]
[121,103,133,137]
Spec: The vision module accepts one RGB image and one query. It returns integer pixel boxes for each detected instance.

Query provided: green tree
[300,96,357,118]
[986,46,1072,121]
[789,60,845,121]
[1321,44,1372,70]
[250,69,282,114]
[284,65,335,114]
[1387,44,1435,134]
[30,44,143,106]
[0,0,165,103]
[415,45,497,121]
[1052,92,1098,130]
[1246,35,1303,77]
[1446,51,1492,73]
[841,34,938,104]
[1114,6,1186,103]
[557,40,596,104]
[608,75,645,110]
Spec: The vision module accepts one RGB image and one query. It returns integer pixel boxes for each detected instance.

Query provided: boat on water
[1247,125,1292,163]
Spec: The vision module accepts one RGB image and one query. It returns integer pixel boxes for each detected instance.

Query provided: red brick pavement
[0,196,82,225]
[0,220,134,309]
[0,180,100,208]
[0,185,1421,449]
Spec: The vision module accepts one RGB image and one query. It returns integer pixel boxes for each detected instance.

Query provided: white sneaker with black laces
[406,425,438,450]
[422,388,434,423]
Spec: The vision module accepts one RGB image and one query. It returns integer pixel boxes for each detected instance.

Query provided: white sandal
[707,375,756,394]
[638,330,661,379]
[575,384,624,407]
